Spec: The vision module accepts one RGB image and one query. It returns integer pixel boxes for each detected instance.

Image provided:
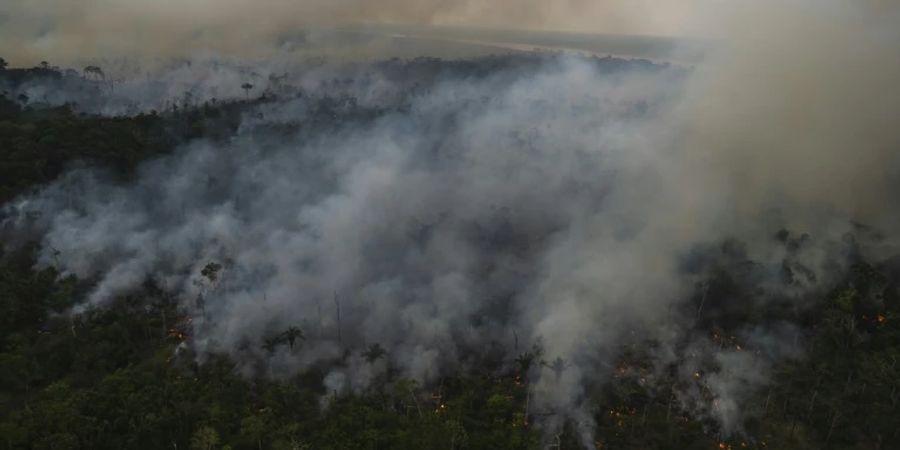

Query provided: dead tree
[334,291,342,347]
[824,410,840,446]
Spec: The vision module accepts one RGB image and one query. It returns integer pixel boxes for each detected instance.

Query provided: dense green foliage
[0,82,253,204]
[1,59,898,449]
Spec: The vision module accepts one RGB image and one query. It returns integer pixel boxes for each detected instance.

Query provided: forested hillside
[1,56,899,450]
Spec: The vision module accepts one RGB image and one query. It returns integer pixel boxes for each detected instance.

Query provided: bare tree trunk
[552,433,562,450]
[513,329,519,353]
[807,390,818,419]
[788,418,797,441]
[408,386,422,418]
[315,298,323,337]
[825,411,840,446]
[890,385,898,411]
[642,403,649,428]
[334,292,342,348]
[697,282,708,317]
[524,388,530,426]
[666,394,673,422]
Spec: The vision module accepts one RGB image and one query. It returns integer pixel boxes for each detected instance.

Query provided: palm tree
[241,83,254,99]
[362,343,387,363]
[262,336,279,353]
[282,326,304,350]
[544,357,568,379]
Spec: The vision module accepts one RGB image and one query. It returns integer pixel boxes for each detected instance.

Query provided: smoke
[0,0,716,65]
[2,0,899,445]
[677,0,900,230]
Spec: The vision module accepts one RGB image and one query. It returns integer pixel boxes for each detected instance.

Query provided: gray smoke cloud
[0,0,717,65]
[2,0,899,445]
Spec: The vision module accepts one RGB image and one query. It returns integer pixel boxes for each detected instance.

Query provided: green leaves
[362,343,387,363]
[190,426,221,450]
[201,262,223,282]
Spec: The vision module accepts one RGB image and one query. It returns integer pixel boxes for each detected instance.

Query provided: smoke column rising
[2,0,899,445]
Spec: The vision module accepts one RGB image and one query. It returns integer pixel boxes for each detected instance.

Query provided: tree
[515,342,544,375]
[83,65,105,80]
[190,426,220,450]
[544,357,568,379]
[334,292,342,347]
[262,336,279,353]
[241,83,254,99]
[201,261,223,282]
[0,57,7,70]
[282,326,304,350]
[262,326,305,352]
[240,415,267,450]
[362,343,387,363]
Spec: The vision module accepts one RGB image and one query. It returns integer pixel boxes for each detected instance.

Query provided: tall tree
[241,83,254,99]
[282,326,304,350]
[190,426,220,450]
[363,343,387,363]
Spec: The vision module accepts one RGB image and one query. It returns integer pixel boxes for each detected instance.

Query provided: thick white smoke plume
[2,0,899,445]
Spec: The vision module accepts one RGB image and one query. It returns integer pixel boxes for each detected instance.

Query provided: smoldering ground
[2,0,900,446]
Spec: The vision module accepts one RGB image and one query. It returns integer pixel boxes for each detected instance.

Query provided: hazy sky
[4,0,898,65]
[0,0,722,64]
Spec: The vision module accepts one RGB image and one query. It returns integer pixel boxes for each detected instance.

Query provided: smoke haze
[1,0,720,65]
[2,0,899,445]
